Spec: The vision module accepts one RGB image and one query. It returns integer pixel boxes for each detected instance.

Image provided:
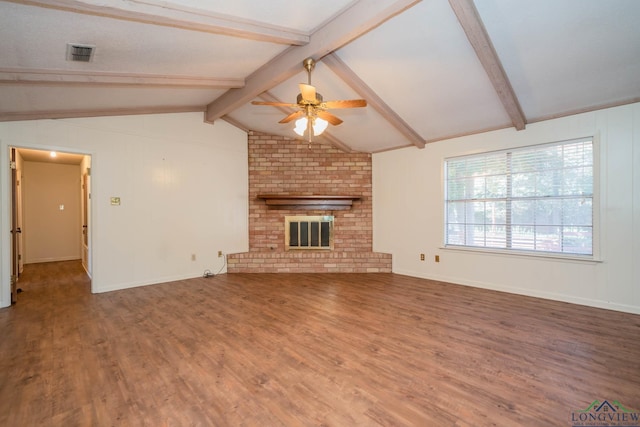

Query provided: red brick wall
[227,132,391,273]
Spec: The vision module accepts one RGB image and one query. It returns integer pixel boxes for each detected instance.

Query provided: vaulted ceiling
[1,0,639,153]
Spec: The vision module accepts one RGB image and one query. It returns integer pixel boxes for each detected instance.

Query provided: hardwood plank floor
[1,261,639,426]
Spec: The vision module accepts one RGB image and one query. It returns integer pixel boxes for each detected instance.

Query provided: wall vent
[66,43,95,62]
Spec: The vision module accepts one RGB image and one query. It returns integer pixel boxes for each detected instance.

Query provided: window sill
[440,245,602,263]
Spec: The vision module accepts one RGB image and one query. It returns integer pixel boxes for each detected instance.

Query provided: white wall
[22,161,81,263]
[0,113,248,307]
[373,102,640,314]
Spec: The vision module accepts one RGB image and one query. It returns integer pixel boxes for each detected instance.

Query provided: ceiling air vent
[66,43,95,62]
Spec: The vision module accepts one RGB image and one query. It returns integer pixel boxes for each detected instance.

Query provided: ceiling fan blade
[299,83,317,103]
[317,110,343,126]
[252,101,299,107]
[323,99,367,109]
[279,110,305,124]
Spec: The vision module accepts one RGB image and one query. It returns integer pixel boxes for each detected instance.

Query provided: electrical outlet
[435,255,440,262]
[218,250,223,258]
[420,253,425,261]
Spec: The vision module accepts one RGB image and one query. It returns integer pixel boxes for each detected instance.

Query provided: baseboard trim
[93,272,224,294]
[392,268,640,315]
[24,256,81,264]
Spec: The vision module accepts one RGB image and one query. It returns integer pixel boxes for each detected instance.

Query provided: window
[444,138,593,256]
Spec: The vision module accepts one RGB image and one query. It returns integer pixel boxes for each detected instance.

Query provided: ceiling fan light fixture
[313,117,328,135]
[294,117,308,136]
[294,117,328,137]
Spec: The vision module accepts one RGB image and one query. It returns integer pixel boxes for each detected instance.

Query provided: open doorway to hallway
[10,147,92,304]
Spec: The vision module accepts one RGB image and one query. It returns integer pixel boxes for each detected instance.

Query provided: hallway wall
[22,161,81,263]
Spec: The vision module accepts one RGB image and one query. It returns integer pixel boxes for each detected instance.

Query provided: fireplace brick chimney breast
[226,132,391,273]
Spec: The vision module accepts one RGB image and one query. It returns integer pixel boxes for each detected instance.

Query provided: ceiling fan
[252,58,367,142]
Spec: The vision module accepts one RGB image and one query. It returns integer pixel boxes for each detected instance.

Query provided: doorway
[10,147,92,303]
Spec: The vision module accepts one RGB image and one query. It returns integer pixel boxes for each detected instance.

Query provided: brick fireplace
[226,132,392,273]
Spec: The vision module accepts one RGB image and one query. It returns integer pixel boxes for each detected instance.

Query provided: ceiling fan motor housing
[297,92,323,105]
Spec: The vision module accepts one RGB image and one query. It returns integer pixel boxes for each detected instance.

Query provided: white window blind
[445,138,593,256]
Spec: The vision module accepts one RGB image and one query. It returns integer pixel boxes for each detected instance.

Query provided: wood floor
[1,261,639,426]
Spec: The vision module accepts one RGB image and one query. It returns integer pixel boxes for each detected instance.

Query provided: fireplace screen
[285,215,334,250]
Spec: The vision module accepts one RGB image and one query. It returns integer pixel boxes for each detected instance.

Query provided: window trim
[442,136,600,261]
[439,244,602,263]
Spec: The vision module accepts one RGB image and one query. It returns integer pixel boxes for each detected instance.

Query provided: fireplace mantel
[257,194,361,210]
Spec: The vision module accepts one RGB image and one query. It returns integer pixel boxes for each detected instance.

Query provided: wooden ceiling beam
[0,68,244,89]
[205,0,422,124]
[7,0,309,45]
[448,0,526,131]
[322,53,426,149]
[0,105,204,122]
[318,132,355,153]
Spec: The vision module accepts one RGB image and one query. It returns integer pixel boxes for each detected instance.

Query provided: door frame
[81,170,91,275]
[1,144,93,308]
[10,148,18,303]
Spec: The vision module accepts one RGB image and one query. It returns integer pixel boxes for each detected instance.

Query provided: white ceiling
[1,0,639,153]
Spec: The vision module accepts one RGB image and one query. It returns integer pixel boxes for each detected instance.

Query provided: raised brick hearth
[227,132,391,273]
